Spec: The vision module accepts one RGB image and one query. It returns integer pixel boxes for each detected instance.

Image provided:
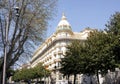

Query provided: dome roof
[56,13,72,34]
[58,14,70,26]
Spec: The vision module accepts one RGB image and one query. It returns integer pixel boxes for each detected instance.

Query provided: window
[59,74,63,80]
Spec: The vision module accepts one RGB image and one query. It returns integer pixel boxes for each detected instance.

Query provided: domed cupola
[56,13,73,35]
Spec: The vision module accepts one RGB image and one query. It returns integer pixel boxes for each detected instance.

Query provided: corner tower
[55,13,73,36]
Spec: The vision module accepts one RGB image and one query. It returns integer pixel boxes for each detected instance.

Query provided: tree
[104,12,120,83]
[33,63,50,82]
[0,0,57,83]
[60,40,85,84]
[12,63,50,83]
[86,31,116,84]
[12,68,34,83]
[60,31,116,84]
[105,12,120,35]
[105,12,120,67]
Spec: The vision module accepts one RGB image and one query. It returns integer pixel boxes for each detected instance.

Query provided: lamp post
[2,15,9,84]
[2,6,19,84]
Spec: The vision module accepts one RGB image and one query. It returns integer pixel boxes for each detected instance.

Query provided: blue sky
[47,0,120,37]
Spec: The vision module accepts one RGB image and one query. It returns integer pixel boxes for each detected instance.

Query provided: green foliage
[33,63,50,79]
[60,12,120,84]
[60,41,80,76]
[60,31,117,84]
[6,68,15,79]
[86,31,116,74]
[105,12,120,35]
[12,68,33,81]
[12,63,50,82]
[60,41,88,84]
[105,12,120,67]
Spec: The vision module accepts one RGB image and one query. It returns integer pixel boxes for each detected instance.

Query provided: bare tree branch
[0,0,57,82]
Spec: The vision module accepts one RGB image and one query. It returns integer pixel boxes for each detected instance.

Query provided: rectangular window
[59,74,63,80]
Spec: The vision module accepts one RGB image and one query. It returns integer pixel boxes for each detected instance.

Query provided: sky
[14,0,120,68]
[47,0,120,37]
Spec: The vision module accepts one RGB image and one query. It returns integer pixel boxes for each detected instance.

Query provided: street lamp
[2,6,19,84]
[14,6,19,17]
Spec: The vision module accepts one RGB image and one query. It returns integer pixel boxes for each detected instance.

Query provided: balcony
[58,51,63,54]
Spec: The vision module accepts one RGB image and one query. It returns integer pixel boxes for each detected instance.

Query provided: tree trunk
[90,75,93,84]
[67,75,70,84]
[37,78,39,84]
[73,74,76,84]
[0,61,3,84]
[0,71,2,84]
[96,71,100,84]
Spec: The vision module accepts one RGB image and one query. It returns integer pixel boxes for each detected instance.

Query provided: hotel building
[30,13,92,84]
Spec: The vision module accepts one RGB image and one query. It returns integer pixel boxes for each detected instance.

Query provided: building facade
[31,13,92,84]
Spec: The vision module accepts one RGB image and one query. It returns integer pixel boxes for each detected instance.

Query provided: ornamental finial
[62,12,66,20]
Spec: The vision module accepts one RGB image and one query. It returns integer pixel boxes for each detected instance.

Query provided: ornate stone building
[30,13,92,84]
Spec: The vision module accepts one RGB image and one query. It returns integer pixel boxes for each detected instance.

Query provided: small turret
[56,13,73,35]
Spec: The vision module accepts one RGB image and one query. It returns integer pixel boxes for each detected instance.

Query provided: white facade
[31,13,93,84]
